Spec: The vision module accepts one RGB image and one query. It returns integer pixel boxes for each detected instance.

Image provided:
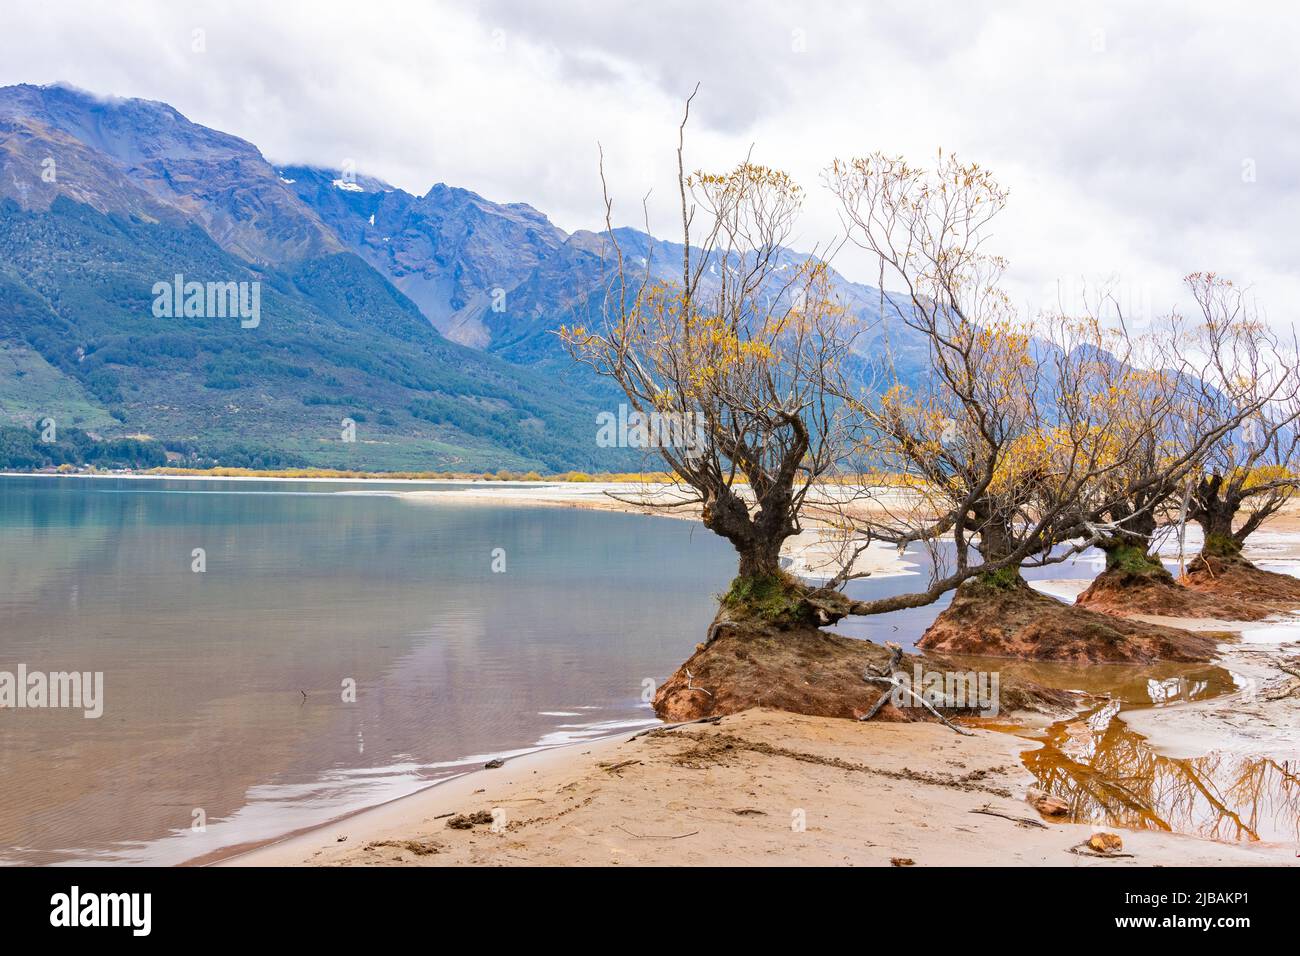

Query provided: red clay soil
[1075,568,1270,621]
[1183,554,1300,611]
[916,577,1221,664]
[652,621,1078,723]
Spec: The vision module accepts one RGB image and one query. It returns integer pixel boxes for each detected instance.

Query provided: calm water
[0,476,745,864]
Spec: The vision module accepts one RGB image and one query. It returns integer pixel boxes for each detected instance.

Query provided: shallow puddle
[969,661,1300,845]
[1239,622,1300,644]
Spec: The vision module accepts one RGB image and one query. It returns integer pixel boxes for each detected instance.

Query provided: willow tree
[825,152,1222,661]
[1061,333,1204,604]
[561,119,1052,637]
[825,154,1160,585]
[1071,274,1299,612]
[854,313,1123,580]
[561,107,861,624]
[1181,273,1300,590]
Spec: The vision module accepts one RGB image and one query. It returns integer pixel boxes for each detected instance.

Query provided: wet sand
[1120,621,1300,760]
[222,708,1295,867]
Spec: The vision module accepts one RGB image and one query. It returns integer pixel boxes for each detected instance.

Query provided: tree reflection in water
[1022,696,1300,844]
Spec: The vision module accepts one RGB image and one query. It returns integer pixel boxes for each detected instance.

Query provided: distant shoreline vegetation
[136,468,679,482]
[0,423,166,470]
[0,425,681,482]
[0,423,301,473]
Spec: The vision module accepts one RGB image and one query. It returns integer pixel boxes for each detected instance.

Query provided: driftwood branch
[969,805,1047,829]
[685,668,713,698]
[862,675,974,735]
[860,641,974,736]
[614,825,699,840]
[867,641,904,677]
[627,715,722,742]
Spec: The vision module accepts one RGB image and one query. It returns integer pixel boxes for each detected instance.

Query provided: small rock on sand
[445,810,494,830]
[1088,832,1124,854]
[1027,788,1070,817]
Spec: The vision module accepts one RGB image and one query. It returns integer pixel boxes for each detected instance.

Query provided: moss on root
[720,572,818,627]
[1200,533,1243,560]
[972,566,1027,592]
[1103,544,1170,577]
[951,565,1028,598]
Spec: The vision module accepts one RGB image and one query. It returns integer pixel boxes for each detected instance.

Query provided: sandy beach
[392,480,920,580]
[221,708,1294,867]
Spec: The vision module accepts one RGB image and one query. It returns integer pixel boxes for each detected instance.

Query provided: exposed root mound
[917,576,1220,663]
[1184,554,1300,610]
[1075,568,1269,621]
[652,619,1077,723]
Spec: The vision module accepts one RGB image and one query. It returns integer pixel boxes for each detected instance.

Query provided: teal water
[0,476,735,864]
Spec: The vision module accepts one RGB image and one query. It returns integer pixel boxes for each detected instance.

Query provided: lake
[0,476,745,864]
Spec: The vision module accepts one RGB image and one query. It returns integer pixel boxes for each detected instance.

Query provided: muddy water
[838,543,1300,846]
[967,660,1300,844]
[1023,701,1300,844]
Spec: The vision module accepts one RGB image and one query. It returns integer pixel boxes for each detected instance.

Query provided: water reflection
[1018,678,1300,845]
[851,555,1300,846]
[0,476,736,864]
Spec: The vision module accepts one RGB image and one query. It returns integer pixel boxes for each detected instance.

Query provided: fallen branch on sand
[860,642,974,736]
[969,805,1047,829]
[614,825,699,840]
[627,715,722,742]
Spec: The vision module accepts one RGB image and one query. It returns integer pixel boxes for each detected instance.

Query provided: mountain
[277,166,566,347]
[0,82,935,473]
[0,84,341,265]
[0,84,636,472]
[284,168,935,385]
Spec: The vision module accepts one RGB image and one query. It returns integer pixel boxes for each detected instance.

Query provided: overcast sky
[3,0,1297,327]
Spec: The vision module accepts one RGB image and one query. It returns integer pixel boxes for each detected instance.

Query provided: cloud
[1,0,1296,325]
